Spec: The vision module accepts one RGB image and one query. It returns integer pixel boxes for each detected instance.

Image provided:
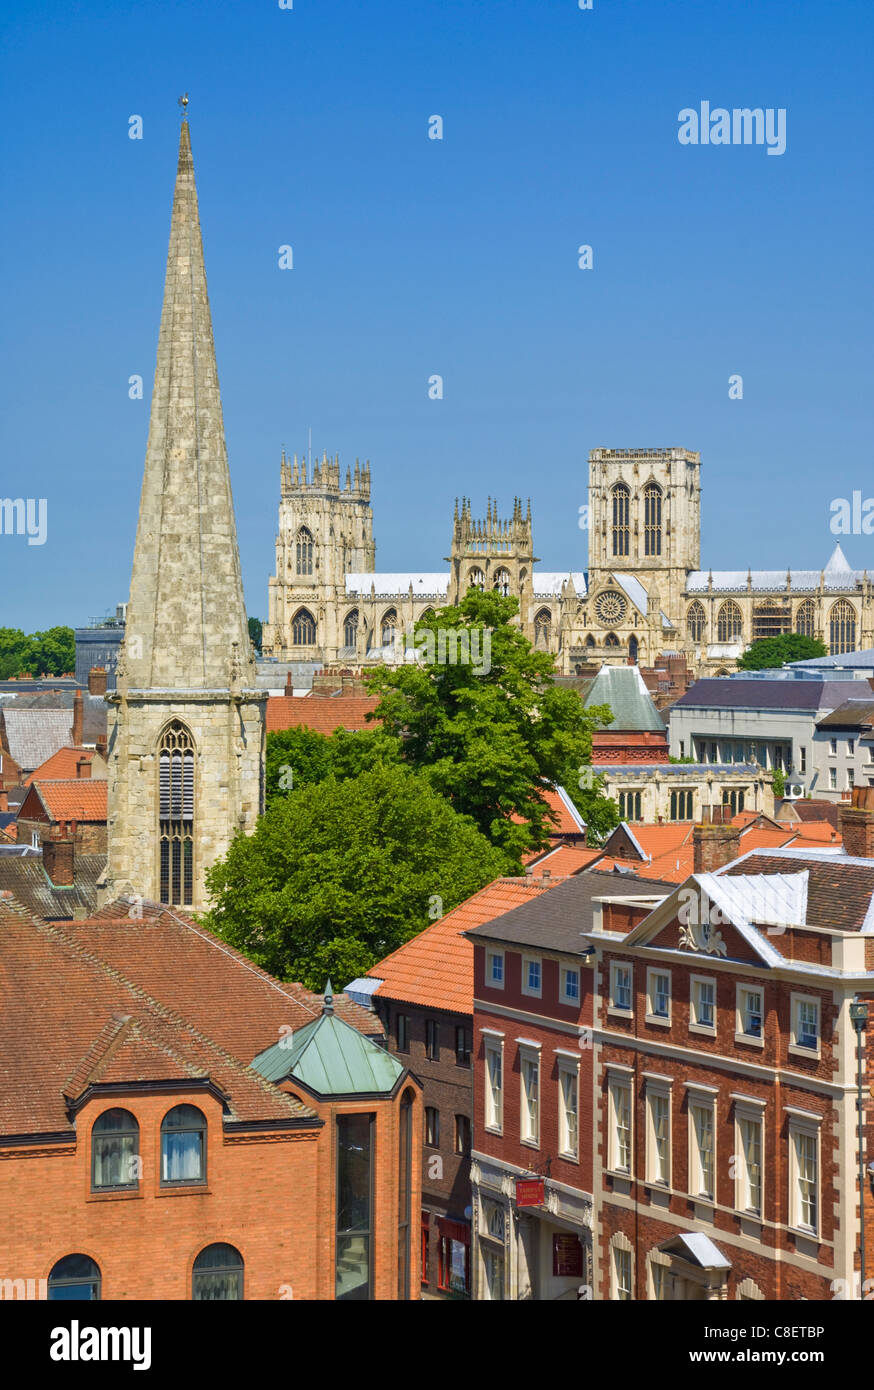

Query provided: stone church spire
[123,117,254,692]
[106,118,265,914]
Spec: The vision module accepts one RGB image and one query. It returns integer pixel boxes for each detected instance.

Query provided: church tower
[105,116,266,913]
[446,498,537,636]
[587,447,701,622]
[262,451,375,661]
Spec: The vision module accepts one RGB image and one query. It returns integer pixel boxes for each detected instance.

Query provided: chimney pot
[693,821,742,874]
[72,688,84,746]
[839,788,874,859]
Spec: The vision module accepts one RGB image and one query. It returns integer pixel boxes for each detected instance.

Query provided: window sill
[645,1014,671,1028]
[735,1032,764,1048]
[558,1150,579,1165]
[788,1043,820,1061]
[157,1184,210,1197]
[689,1023,717,1038]
[521,991,542,1002]
[483,1125,503,1137]
[607,1006,633,1021]
[87,1189,142,1202]
[520,1138,540,1151]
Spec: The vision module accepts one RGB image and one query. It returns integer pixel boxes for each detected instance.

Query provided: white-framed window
[736,984,763,1042]
[609,961,633,1014]
[560,965,580,1005]
[799,746,807,774]
[829,767,837,790]
[520,1050,540,1146]
[734,1108,764,1217]
[610,1235,633,1301]
[688,1092,716,1201]
[607,1072,633,1174]
[558,1059,580,1160]
[646,968,671,1024]
[522,956,542,999]
[645,1081,671,1186]
[848,769,856,790]
[487,950,504,989]
[484,1038,503,1133]
[849,739,856,756]
[690,975,716,1034]
[788,1113,820,1236]
[650,1256,670,1301]
[790,994,820,1056]
[829,738,838,756]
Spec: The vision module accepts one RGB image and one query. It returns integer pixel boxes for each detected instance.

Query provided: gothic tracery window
[534,608,551,649]
[687,601,706,643]
[295,527,314,576]
[493,568,511,597]
[381,608,398,645]
[716,601,743,643]
[643,483,662,557]
[612,484,630,558]
[795,600,816,639]
[468,568,485,591]
[292,608,316,645]
[159,720,194,908]
[829,599,856,655]
[343,609,359,650]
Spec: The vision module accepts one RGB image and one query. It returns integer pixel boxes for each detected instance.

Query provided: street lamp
[849,998,869,1299]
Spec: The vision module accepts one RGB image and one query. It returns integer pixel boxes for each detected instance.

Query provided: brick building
[17,778,107,854]
[589,798,874,1300]
[366,877,560,1297]
[465,870,673,1300]
[0,898,422,1300]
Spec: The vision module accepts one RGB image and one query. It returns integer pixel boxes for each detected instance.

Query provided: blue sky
[1,0,872,630]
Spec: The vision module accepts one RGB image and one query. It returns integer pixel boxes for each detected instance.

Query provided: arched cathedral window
[643,483,662,557]
[159,721,194,908]
[604,632,620,648]
[795,600,816,639]
[381,609,398,645]
[534,608,551,649]
[292,608,316,646]
[493,568,511,597]
[612,484,630,558]
[343,609,359,650]
[687,601,706,643]
[295,527,314,576]
[829,600,856,655]
[716,601,743,643]
[468,568,485,591]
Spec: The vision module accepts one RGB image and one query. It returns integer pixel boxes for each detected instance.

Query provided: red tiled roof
[367,877,562,1015]
[26,779,107,823]
[527,845,605,877]
[266,695,380,734]
[25,747,99,785]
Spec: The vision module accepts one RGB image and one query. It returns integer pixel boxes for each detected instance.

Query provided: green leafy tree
[737,634,827,670]
[205,763,509,987]
[0,628,30,679]
[265,725,401,806]
[366,591,619,856]
[772,767,786,798]
[26,626,75,676]
[248,616,263,654]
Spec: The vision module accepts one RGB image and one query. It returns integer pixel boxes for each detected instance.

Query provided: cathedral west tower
[105,116,266,913]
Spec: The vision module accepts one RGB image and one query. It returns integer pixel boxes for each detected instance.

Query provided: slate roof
[266,694,380,734]
[368,877,562,1015]
[718,849,874,932]
[0,852,105,920]
[672,679,863,712]
[582,665,665,732]
[465,868,675,953]
[252,993,406,1097]
[0,709,73,772]
[816,700,874,730]
[790,648,874,670]
[2,691,107,745]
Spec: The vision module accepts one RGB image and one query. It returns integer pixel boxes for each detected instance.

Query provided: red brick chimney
[42,828,76,887]
[95,734,107,757]
[693,814,742,874]
[71,689,84,746]
[839,787,874,860]
[76,756,92,780]
[88,667,108,696]
[285,670,294,695]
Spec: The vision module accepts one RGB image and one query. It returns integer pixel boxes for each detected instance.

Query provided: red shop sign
[515,1177,545,1207]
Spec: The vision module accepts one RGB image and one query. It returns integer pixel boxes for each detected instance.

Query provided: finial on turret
[178,93,189,121]
[323,980,334,1015]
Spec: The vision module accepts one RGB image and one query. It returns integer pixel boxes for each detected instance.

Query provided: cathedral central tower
[105,117,266,912]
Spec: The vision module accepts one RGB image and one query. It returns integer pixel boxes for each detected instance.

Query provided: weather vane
[178,93,189,120]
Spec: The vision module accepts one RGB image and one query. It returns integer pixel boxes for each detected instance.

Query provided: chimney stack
[76,756,92,780]
[839,786,874,860]
[95,735,107,757]
[72,689,84,746]
[41,828,77,887]
[693,812,742,874]
[88,667,107,697]
[285,670,294,695]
